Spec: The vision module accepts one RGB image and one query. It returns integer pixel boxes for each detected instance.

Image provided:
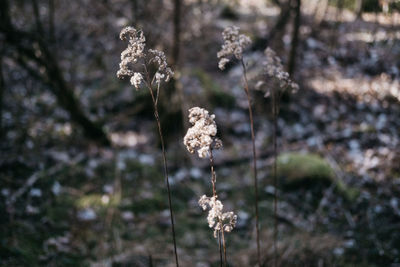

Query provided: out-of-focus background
[1,0,400,266]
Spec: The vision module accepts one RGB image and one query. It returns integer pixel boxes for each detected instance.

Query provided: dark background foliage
[1,0,400,266]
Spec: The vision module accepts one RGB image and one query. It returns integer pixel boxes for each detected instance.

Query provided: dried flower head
[117,27,146,79]
[130,73,143,90]
[198,195,237,238]
[148,49,174,84]
[183,107,222,158]
[263,47,299,93]
[217,26,252,70]
[117,26,173,88]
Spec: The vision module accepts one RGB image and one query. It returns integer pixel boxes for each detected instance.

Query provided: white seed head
[117,26,174,88]
[183,107,221,158]
[198,195,237,238]
[117,27,146,80]
[149,49,174,83]
[217,26,251,70]
[264,47,299,93]
[130,73,143,89]
[218,58,230,70]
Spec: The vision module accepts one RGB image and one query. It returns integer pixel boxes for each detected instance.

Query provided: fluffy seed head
[130,73,143,89]
[148,49,174,84]
[217,26,251,70]
[263,47,299,93]
[198,195,237,238]
[117,27,146,79]
[117,26,174,88]
[183,107,222,158]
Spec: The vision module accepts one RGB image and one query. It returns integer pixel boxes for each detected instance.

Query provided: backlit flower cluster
[264,47,299,92]
[198,195,237,238]
[217,26,251,70]
[117,26,173,89]
[183,107,222,158]
[149,49,174,84]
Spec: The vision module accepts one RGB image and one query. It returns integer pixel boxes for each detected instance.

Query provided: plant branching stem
[241,59,260,266]
[210,149,227,267]
[145,72,179,267]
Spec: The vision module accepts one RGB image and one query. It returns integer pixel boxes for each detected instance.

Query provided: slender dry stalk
[143,71,179,267]
[241,59,261,266]
[263,46,298,266]
[210,149,227,266]
[218,230,223,267]
[272,87,279,267]
[221,224,227,266]
[184,107,236,267]
[117,27,179,266]
[271,85,286,267]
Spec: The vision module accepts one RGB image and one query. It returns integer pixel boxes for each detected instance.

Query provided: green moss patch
[278,152,335,188]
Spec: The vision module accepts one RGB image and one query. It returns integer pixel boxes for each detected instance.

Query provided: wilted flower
[263,47,299,93]
[117,27,146,79]
[217,26,251,70]
[183,107,222,158]
[198,195,237,238]
[149,49,174,83]
[117,27,173,87]
[130,73,143,89]
[218,58,230,70]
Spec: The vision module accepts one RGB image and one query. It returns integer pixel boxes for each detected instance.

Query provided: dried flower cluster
[117,27,145,86]
[184,107,237,242]
[183,107,222,158]
[116,26,174,89]
[217,26,251,70]
[198,195,237,238]
[264,47,299,92]
[130,73,143,89]
[149,49,174,84]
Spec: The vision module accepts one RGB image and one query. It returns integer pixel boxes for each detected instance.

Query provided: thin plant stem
[272,88,278,267]
[144,71,179,267]
[241,59,261,266]
[221,225,227,266]
[209,148,217,197]
[272,85,286,267]
[218,230,223,267]
[210,148,227,267]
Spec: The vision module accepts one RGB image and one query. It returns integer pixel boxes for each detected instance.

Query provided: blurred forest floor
[1,0,400,266]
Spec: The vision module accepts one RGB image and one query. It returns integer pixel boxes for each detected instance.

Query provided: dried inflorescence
[116,26,174,89]
[263,47,299,93]
[183,107,222,158]
[148,49,174,84]
[117,27,146,80]
[198,195,237,238]
[217,26,252,70]
[184,107,237,241]
[130,73,143,89]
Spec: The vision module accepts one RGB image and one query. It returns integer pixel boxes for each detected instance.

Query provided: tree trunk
[172,0,181,66]
[0,0,110,145]
[48,0,55,42]
[355,0,363,18]
[314,0,329,24]
[253,0,292,50]
[0,55,4,137]
[336,0,344,21]
[288,0,301,75]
